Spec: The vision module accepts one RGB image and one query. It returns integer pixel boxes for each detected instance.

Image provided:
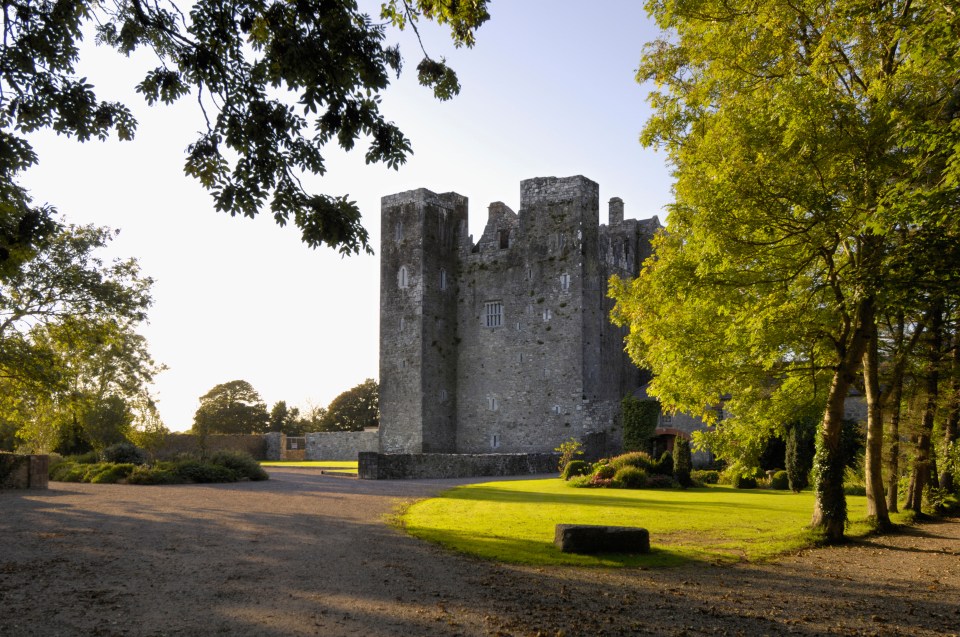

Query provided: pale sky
[20,1,674,431]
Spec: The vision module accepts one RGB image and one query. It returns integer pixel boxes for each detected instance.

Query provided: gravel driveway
[2,468,958,636]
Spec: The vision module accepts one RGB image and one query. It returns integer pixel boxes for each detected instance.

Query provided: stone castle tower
[378,176,660,455]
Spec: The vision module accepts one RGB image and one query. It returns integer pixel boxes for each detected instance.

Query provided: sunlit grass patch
[400,479,910,567]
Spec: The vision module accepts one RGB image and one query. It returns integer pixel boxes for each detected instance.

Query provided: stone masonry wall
[305,430,379,460]
[358,452,558,480]
[155,434,267,460]
[0,453,48,489]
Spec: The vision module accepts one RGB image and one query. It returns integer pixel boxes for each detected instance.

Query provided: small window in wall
[487,396,498,411]
[398,266,409,288]
[484,301,503,328]
[552,404,562,415]
[439,268,448,290]
[517,352,523,363]
[395,221,403,241]
[399,317,405,331]
[557,233,566,250]
[516,321,522,331]
[542,308,552,321]
[526,268,533,281]
[661,414,673,424]
[498,229,510,249]
[439,388,447,402]
[491,434,501,449]
[560,273,571,290]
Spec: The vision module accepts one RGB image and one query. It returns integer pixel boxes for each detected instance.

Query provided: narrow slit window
[439,268,448,290]
[398,266,408,289]
[560,273,571,290]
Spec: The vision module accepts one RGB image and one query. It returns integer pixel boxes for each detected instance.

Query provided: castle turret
[379,189,466,453]
[608,197,624,225]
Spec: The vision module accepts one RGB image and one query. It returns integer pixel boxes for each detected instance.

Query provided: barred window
[484,301,503,328]
[560,273,571,290]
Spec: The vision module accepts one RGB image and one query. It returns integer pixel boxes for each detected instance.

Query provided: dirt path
[2,468,958,636]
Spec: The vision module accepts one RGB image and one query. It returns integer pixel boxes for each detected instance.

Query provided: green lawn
[260,460,358,470]
[400,479,907,568]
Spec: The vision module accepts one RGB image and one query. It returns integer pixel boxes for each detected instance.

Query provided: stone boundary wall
[358,452,559,480]
[263,431,380,461]
[305,431,379,460]
[155,434,267,460]
[0,453,48,489]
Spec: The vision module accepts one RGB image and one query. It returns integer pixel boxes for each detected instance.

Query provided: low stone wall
[155,434,267,460]
[358,452,559,480]
[0,453,48,489]
[306,431,379,461]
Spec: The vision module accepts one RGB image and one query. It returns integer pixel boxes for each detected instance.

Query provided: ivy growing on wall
[622,396,660,453]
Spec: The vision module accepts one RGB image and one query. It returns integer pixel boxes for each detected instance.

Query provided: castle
[377,175,662,457]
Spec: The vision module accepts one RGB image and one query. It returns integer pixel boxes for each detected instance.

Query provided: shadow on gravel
[1,471,958,637]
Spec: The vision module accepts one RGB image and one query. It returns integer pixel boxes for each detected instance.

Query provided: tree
[612,0,960,540]
[786,417,816,493]
[674,437,692,488]
[0,223,161,453]
[193,380,269,435]
[321,379,378,432]
[1,0,489,266]
[268,400,304,435]
[621,396,659,453]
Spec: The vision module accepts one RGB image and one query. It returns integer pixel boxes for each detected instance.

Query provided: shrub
[103,442,147,465]
[592,463,616,480]
[588,474,614,488]
[50,461,80,482]
[69,451,100,464]
[613,465,648,489]
[691,469,720,484]
[674,438,692,487]
[567,475,593,488]
[561,460,591,481]
[89,463,136,484]
[731,474,758,489]
[609,451,654,472]
[174,460,237,483]
[651,451,673,476]
[769,470,789,490]
[209,450,268,481]
[554,438,584,471]
[127,466,180,485]
[645,474,677,489]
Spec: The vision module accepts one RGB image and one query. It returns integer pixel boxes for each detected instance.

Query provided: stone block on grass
[554,524,650,554]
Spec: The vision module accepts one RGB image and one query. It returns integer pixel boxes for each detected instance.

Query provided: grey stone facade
[379,176,660,456]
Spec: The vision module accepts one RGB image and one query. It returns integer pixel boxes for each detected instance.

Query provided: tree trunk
[885,372,904,513]
[905,303,943,513]
[938,328,960,493]
[811,298,872,541]
[862,312,890,527]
